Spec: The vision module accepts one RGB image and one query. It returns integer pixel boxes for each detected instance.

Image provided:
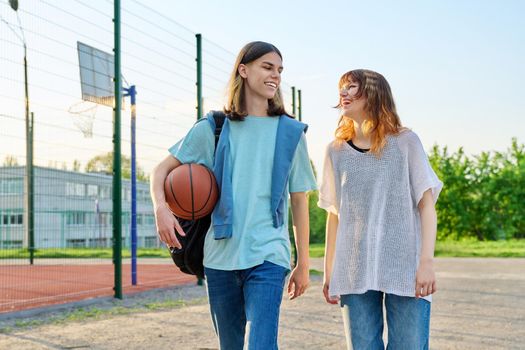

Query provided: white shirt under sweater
[318,130,443,302]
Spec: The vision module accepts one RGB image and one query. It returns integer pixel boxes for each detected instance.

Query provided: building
[0,166,159,249]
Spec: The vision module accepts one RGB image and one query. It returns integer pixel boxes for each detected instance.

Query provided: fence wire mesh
[0,0,299,313]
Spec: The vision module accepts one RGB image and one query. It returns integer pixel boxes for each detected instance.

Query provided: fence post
[297,89,302,122]
[28,112,34,264]
[113,0,123,299]
[291,86,296,116]
[195,33,204,286]
[196,33,203,120]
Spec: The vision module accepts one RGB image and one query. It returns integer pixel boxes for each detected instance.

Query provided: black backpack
[168,111,226,279]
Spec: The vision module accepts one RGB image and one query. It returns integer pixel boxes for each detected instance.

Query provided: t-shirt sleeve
[317,143,339,215]
[168,118,215,169]
[288,133,318,193]
[406,132,443,206]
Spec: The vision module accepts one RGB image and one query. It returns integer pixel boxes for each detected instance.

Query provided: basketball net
[68,101,98,138]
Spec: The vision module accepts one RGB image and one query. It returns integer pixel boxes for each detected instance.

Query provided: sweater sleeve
[405,131,443,206]
[317,143,339,215]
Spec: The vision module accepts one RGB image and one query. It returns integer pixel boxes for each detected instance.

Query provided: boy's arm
[150,155,186,249]
[287,191,310,300]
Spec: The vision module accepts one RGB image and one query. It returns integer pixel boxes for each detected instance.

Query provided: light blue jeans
[204,261,288,350]
[340,291,431,350]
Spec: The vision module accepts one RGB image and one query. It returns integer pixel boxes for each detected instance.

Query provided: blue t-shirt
[169,115,317,270]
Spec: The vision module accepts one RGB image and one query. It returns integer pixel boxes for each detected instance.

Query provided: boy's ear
[238,64,248,78]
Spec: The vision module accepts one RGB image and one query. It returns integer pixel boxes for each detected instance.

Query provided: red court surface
[0,261,197,314]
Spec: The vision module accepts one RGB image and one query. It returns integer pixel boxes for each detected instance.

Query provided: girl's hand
[322,280,339,305]
[415,258,437,298]
[287,264,309,300]
[154,205,186,249]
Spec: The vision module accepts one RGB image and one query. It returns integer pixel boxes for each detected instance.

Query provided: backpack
[168,111,226,279]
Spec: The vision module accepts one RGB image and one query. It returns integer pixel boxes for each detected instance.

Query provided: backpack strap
[211,111,227,150]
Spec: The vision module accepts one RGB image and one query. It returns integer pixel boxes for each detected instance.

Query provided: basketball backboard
[77,41,117,108]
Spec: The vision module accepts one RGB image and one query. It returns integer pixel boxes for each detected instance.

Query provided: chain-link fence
[0,0,301,313]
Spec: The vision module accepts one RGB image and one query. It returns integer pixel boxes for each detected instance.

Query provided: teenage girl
[319,69,442,349]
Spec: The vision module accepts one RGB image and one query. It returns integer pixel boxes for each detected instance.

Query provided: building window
[1,213,23,226]
[145,214,155,225]
[99,212,112,225]
[88,238,107,248]
[66,182,86,197]
[144,236,159,248]
[87,184,98,198]
[67,212,86,225]
[0,179,23,194]
[66,239,86,248]
[122,188,131,201]
[99,186,111,199]
[1,240,23,249]
[139,189,151,203]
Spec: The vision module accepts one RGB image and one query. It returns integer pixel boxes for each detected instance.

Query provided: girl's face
[239,51,283,100]
[340,80,367,118]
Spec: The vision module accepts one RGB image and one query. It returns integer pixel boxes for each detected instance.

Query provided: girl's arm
[287,191,310,300]
[416,189,438,297]
[150,155,186,249]
[323,212,339,304]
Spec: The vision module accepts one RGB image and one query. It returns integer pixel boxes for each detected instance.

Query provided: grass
[434,238,525,257]
[1,306,135,333]
[1,239,523,260]
[309,243,325,258]
[309,239,525,258]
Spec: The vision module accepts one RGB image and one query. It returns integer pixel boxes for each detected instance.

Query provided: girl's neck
[245,90,269,117]
[351,117,372,147]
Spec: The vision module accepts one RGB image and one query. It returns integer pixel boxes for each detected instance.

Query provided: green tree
[85,152,148,181]
[430,138,525,240]
[72,159,81,172]
[308,190,327,243]
[3,155,18,166]
[306,160,327,243]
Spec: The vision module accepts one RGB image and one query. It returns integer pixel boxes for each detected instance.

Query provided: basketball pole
[123,85,138,286]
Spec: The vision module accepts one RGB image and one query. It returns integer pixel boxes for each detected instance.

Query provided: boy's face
[239,52,283,100]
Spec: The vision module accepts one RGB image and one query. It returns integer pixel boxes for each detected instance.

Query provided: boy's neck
[245,92,269,117]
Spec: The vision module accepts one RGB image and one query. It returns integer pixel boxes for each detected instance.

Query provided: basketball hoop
[68,101,98,138]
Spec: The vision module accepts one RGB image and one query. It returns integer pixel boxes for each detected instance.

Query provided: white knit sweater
[318,130,443,300]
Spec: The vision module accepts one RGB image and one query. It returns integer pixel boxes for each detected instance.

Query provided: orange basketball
[164,164,219,220]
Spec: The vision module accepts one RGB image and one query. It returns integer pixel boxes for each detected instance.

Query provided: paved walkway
[0,258,524,349]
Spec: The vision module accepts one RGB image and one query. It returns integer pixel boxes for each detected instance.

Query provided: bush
[429,138,525,240]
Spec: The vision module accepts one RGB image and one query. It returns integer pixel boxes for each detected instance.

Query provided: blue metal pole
[125,85,138,286]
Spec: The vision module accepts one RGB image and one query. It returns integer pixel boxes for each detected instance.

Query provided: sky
[1,0,524,174]
[158,0,524,172]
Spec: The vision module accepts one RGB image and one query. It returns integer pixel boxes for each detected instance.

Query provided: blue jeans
[204,261,288,350]
[340,291,431,350]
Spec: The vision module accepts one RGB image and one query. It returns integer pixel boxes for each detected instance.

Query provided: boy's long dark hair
[224,41,290,120]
